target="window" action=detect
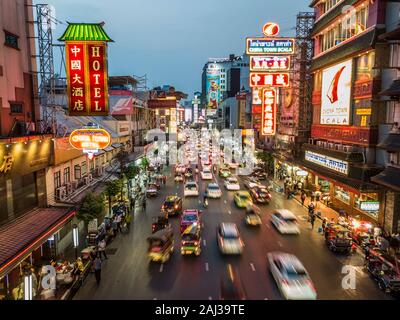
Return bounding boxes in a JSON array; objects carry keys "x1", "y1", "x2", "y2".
[
  {"x1": 323, "y1": 0, "x2": 340, "y2": 14},
  {"x1": 10, "y1": 103, "x2": 23, "y2": 114},
  {"x1": 64, "y1": 167, "x2": 70, "y2": 184},
  {"x1": 74, "y1": 165, "x2": 81, "y2": 180},
  {"x1": 81, "y1": 161, "x2": 87, "y2": 176},
  {"x1": 54, "y1": 171, "x2": 61, "y2": 189},
  {"x1": 354, "y1": 193, "x2": 379, "y2": 218},
  {"x1": 334, "y1": 186, "x2": 350, "y2": 204},
  {"x1": 4, "y1": 31, "x2": 19, "y2": 49}
]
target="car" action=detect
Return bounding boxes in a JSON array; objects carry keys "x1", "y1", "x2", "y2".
[
  {"x1": 219, "y1": 167, "x2": 231, "y2": 178},
  {"x1": 220, "y1": 264, "x2": 247, "y2": 300},
  {"x1": 250, "y1": 186, "x2": 272, "y2": 204},
  {"x1": 245, "y1": 206, "x2": 262, "y2": 226},
  {"x1": 206, "y1": 183, "x2": 222, "y2": 199},
  {"x1": 201, "y1": 167, "x2": 213, "y2": 180},
  {"x1": 161, "y1": 195, "x2": 183, "y2": 216},
  {"x1": 146, "y1": 183, "x2": 158, "y2": 197},
  {"x1": 180, "y1": 209, "x2": 201, "y2": 233},
  {"x1": 181, "y1": 224, "x2": 201, "y2": 256},
  {"x1": 174, "y1": 173, "x2": 184, "y2": 182},
  {"x1": 243, "y1": 177, "x2": 264, "y2": 190},
  {"x1": 217, "y1": 223, "x2": 244, "y2": 255},
  {"x1": 234, "y1": 191, "x2": 253, "y2": 208},
  {"x1": 224, "y1": 177, "x2": 240, "y2": 191},
  {"x1": 175, "y1": 164, "x2": 187, "y2": 174},
  {"x1": 252, "y1": 169, "x2": 268, "y2": 180},
  {"x1": 268, "y1": 252, "x2": 317, "y2": 300},
  {"x1": 185, "y1": 168, "x2": 194, "y2": 178},
  {"x1": 270, "y1": 209, "x2": 300, "y2": 234},
  {"x1": 184, "y1": 181, "x2": 199, "y2": 197}
]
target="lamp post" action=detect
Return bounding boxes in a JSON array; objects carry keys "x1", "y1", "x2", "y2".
[
  {"x1": 72, "y1": 224, "x2": 79, "y2": 259},
  {"x1": 23, "y1": 270, "x2": 33, "y2": 300}
]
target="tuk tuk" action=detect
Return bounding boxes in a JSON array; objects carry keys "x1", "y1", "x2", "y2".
[
  {"x1": 147, "y1": 227, "x2": 174, "y2": 263},
  {"x1": 151, "y1": 216, "x2": 169, "y2": 233},
  {"x1": 181, "y1": 224, "x2": 201, "y2": 256},
  {"x1": 324, "y1": 224, "x2": 353, "y2": 254},
  {"x1": 365, "y1": 248, "x2": 400, "y2": 294}
]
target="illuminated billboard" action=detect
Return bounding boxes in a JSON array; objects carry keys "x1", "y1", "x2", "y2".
[
  {"x1": 69, "y1": 128, "x2": 111, "y2": 159},
  {"x1": 261, "y1": 88, "x2": 276, "y2": 136},
  {"x1": 321, "y1": 59, "x2": 353, "y2": 125},
  {"x1": 206, "y1": 68, "x2": 221, "y2": 109},
  {"x1": 250, "y1": 56, "x2": 290, "y2": 72},
  {"x1": 246, "y1": 38, "x2": 295, "y2": 55},
  {"x1": 249, "y1": 72, "x2": 290, "y2": 87}
]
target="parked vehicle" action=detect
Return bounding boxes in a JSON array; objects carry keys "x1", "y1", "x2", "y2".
[
  {"x1": 147, "y1": 227, "x2": 174, "y2": 263},
  {"x1": 324, "y1": 224, "x2": 353, "y2": 254}
]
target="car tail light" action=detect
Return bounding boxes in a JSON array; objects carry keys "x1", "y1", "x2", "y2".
[{"x1": 194, "y1": 241, "x2": 199, "y2": 246}]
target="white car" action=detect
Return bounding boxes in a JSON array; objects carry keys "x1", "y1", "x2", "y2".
[
  {"x1": 176, "y1": 164, "x2": 187, "y2": 174},
  {"x1": 206, "y1": 183, "x2": 222, "y2": 198},
  {"x1": 174, "y1": 174, "x2": 184, "y2": 182},
  {"x1": 224, "y1": 177, "x2": 240, "y2": 191},
  {"x1": 270, "y1": 209, "x2": 300, "y2": 234},
  {"x1": 184, "y1": 181, "x2": 199, "y2": 197},
  {"x1": 217, "y1": 223, "x2": 244, "y2": 255},
  {"x1": 268, "y1": 252, "x2": 317, "y2": 300},
  {"x1": 201, "y1": 168, "x2": 213, "y2": 180}
]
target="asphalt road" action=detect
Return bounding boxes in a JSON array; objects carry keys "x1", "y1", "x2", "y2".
[{"x1": 74, "y1": 165, "x2": 394, "y2": 300}]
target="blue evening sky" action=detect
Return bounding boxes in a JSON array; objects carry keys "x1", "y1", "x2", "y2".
[{"x1": 44, "y1": 0, "x2": 310, "y2": 98}]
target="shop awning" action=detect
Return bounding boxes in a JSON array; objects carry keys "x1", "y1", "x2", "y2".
[
  {"x1": 379, "y1": 80, "x2": 400, "y2": 97},
  {"x1": 112, "y1": 143, "x2": 122, "y2": 149},
  {"x1": 371, "y1": 166, "x2": 400, "y2": 192},
  {"x1": 296, "y1": 160, "x2": 382, "y2": 194},
  {"x1": 0, "y1": 207, "x2": 76, "y2": 278},
  {"x1": 377, "y1": 132, "x2": 400, "y2": 152},
  {"x1": 104, "y1": 146, "x2": 114, "y2": 152}
]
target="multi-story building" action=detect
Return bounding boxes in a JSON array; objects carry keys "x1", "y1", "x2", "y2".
[{"x1": 298, "y1": 0, "x2": 390, "y2": 226}]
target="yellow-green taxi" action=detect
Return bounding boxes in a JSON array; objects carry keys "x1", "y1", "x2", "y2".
[{"x1": 234, "y1": 191, "x2": 253, "y2": 208}]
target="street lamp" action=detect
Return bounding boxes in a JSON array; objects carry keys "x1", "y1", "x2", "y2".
[
  {"x1": 23, "y1": 271, "x2": 33, "y2": 301},
  {"x1": 72, "y1": 224, "x2": 79, "y2": 259}
]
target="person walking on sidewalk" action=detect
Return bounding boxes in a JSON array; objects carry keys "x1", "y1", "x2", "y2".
[
  {"x1": 310, "y1": 213, "x2": 316, "y2": 230},
  {"x1": 97, "y1": 239, "x2": 108, "y2": 260},
  {"x1": 142, "y1": 197, "x2": 147, "y2": 212},
  {"x1": 308, "y1": 202, "x2": 315, "y2": 216},
  {"x1": 93, "y1": 256, "x2": 102, "y2": 284},
  {"x1": 301, "y1": 191, "x2": 306, "y2": 206},
  {"x1": 125, "y1": 213, "x2": 132, "y2": 230}
]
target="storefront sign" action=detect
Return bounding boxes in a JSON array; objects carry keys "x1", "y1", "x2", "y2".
[
  {"x1": 249, "y1": 72, "x2": 290, "y2": 87},
  {"x1": 321, "y1": 59, "x2": 353, "y2": 125},
  {"x1": 296, "y1": 170, "x2": 308, "y2": 177},
  {"x1": 0, "y1": 154, "x2": 14, "y2": 174},
  {"x1": 66, "y1": 42, "x2": 109, "y2": 116},
  {"x1": 305, "y1": 150, "x2": 349, "y2": 175},
  {"x1": 69, "y1": 128, "x2": 111, "y2": 153},
  {"x1": 356, "y1": 108, "x2": 372, "y2": 116},
  {"x1": 360, "y1": 201, "x2": 380, "y2": 212},
  {"x1": 261, "y1": 88, "x2": 276, "y2": 136},
  {"x1": 262, "y1": 22, "x2": 280, "y2": 37},
  {"x1": 252, "y1": 87, "x2": 262, "y2": 106},
  {"x1": 246, "y1": 38, "x2": 295, "y2": 55},
  {"x1": 250, "y1": 56, "x2": 290, "y2": 71},
  {"x1": 311, "y1": 124, "x2": 378, "y2": 145}
]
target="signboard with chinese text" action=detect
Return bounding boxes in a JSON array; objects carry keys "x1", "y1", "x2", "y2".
[
  {"x1": 66, "y1": 42, "x2": 109, "y2": 116},
  {"x1": 305, "y1": 150, "x2": 349, "y2": 175},
  {"x1": 250, "y1": 56, "x2": 290, "y2": 72},
  {"x1": 249, "y1": 72, "x2": 290, "y2": 87},
  {"x1": 69, "y1": 128, "x2": 111, "y2": 152},
  {"x1": 261, "y1": 88, "x2": 276, "y2": 136},
  {"x1": 246, "y1": 38, "x2": 295, "y2": 55}
]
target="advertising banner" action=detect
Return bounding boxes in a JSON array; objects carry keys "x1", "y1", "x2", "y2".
[
  {"x1": 66, "y1": 42, "x2": 109, "y2": 116},
  {"x1": 261, "y1": 88, "x2": 276, "y2": 136},
  {"x1": 246, "y1": 38, "x2": 295, "y2": 55},
  {"x1": 250, "y1": 56, "x2": 290, "y2": 72},
  {"x1": 249, "y1": 72, "x2": 290, "y2": 87},
  {"x1": 305, "y1": 150, "x2": 349, "y2": 175},
  {"x1": 206, "y1": 71, "x2": 221, "y2": 109},
  {"x1": 321, "y1": 59, "x2": 353, "y2": 125}
]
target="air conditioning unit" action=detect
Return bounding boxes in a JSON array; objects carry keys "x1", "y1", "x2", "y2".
[
  {"x1": 328, "y1": 143, "x2": 334, "y2": 149},
  {"x1": 71, "y1": 181, "x2": 78, "y2": 191},
  {"x1": 55, "y1": 186, "x2": 67, "y2": 201},
  {"x1": 343, "y1": 145, "x2": 350, "y2": 153},
  {"x1": 322, "y1": 141, "x2": 328, "y2": 148},
  {"x1": 335, "y1": 144, "x2": 341, "y2": 151},
  {"x1": 65, "y1": 183, "x2": 73, "y2": 195}
]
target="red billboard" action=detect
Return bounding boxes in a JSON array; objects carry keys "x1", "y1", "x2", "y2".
[
  {"x1": 249, "y1": 72, "x2": 290, "y2": 87},
  {"x1": 66, "y1": 42, "x2": 109, "y2": 116},
  {"x1": 250, "y1": 56, "x2": 290, "y2": 72},
  {"x1": 261, "y1": 88, "x2": 276, "y2": 136}
]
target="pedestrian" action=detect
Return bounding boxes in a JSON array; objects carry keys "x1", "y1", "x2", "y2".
[
  {"x1": 311, "y1": 191, "x2": 315, "y2": 202},
  {"x1": 142, "y1": 198, "x2": 147, "y2": 212},
  {"x1": 373, "y1": 225, "x2": 382, "y2": 243},
  {"x1": 163, "y1": 175, "x2": 167, "y2": 186},
  {"x1": 322, "y1": 217, "x2": 328, "y2": 232},
  {"x1": 315, "y1": 190, "x2": 321, "y2": 202},
  {"x1": 115, "y1": 214, "x2": 123, "y2": 233},
  {"x1": 308, "y1": 202, "x2": 315, "y2": 215},
  {"x1": 310, "y1": 213, "x2": 316, "y2": 230},
  {"x1": 301, "y1": 191, "x2": 306, "y2": 206},
  {"x1": 93, "y1": 256, "x2": 102, "y2": 284},
  {"x1": 97, "y1": 239, "x2": 108, "y2": 260}
]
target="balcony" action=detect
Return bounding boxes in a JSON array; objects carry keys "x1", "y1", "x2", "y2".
[{"x1": 311, "y1": 124, "x2": 378, "y2": 146}]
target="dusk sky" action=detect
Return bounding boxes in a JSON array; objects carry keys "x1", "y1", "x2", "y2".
[{"x1": 45, "y1": 0, "x2": 310, "y2": 99}]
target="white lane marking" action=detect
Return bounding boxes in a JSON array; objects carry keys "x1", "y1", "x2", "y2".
[
  {"x1": 277, "y1": 241, "x2": 283, "y2": 248},
  {"x1": 208, "y1": 296, "x2": 212, "y2": 300},
  {"x1": 228, "y1": 210, "x2": 232, "y2": 215},
  {"x1": 203, "y1": 239, "x2": 207, "y2": 247},
  {"x1": 205, "y1": 263, "x2": 209, "y2": 271},
  {"x1": 264, "y1": 298, "x2": 269, "y2": 300},
  {"x1": 250, "y1": 263, "x2": 256, "y2": 272},
  {"x1": 159, "y1": 264, "x2": 164, "y2": 273}
]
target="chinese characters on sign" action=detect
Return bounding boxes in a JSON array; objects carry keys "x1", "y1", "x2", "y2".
[
  {"x1": 261, "y1": 88, "x2": 276, "y2": 136},
  {"x1": 66, "y1": 42, "x2": 109, "y2": 116},
  {"x1": 0, "y1": 154, "x2": 14, "y2": 174},
  {"x1": 250, "y1": 56, "x2": 290, "y2": 72},
  {"x1": 69, "y1": 128, "x2": 111, "y2": 160},
  {"x1": 249, "y1": 72, "x2": 290, "y2": 87},
  {"x1": 246, "y1": 38, "x2": 295, "y2": 55}
]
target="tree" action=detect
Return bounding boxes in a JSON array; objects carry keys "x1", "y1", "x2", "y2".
[
  {"x1": 123, "y1": 163, "x2": 139, "y2": 203},
  {"x1": 140, "y1": 156, "x2": 150, "y2": 179},
  {"x1": 256, "y1": 151, "x2": 274, "y2": 174},
  {"x1": 104, "y1": 179, "x2": 123, "y2": 215},
  {"x1": 77, "y1": 193, "x2": 104, "y2": 232}
]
